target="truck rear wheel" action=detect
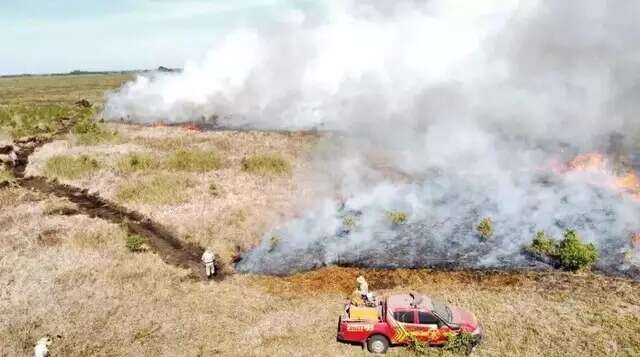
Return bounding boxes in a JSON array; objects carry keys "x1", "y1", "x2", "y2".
[{"x1": 367, "y1": 335, "x2": 389, "y2": 354}]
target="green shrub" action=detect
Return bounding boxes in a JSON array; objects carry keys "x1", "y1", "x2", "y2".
[
  {"x1": 165, "y1": 149, "x2": 223, "y2": 172},
  {"x1": 443, "y1": 332, "x2": 476, "y2": 354},
  {"x1": 387, "y1": 211, "x2": 408, "y2": 225},
  {"x1": 115, "y1": 152, "x2": 159, "y2": 174},
  {"x1": 116, "y1": 174, "x2": 193, "y2": 205},
  {"x1": 477, "y1": 218, "x2": 493, "y2": 240},
  {"x1": 240, "y1": 154, "x2": 291, "y2": 175},
  {"x1": 71, "y1": 107, "x2": 119, "y2": 145},
  {"x1": 557, "y1": 229, "x2": 598, "y2": 271},
  {"x1": 529, "y1": 231, "x2": 557, "y2": 256},
  {"x1": 527, "y1": 229, "x2": 598, "y2": 271},
  {"x1": 126, "y1": 234, "x2": 147, "y2": 252},
  {"x1": 44, "y1": 155, "x2": 99, "y2": 179}
]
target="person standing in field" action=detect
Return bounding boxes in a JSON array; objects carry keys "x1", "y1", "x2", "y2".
[{"x1": 201, "y1": 249, "x2": 215, "y2": 278}]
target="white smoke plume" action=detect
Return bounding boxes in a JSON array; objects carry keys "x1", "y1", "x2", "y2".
[{"x1": 105, "y1": 0, "x2": 640, "y2": 276}]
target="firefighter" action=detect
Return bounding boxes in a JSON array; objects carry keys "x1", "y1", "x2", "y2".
[
  {"x1": 201, "y1": 249, "x2": 215, "y2": 278},
  {"x1": 356, "y1": 275, "x2": 368, "y2": 296}
]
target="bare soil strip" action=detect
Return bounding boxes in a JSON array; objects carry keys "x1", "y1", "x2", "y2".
[{"x1": 2, "y1": 119, "x2": 209, "y2": 279}]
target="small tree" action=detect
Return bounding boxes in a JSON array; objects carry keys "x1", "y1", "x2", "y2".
[
  {"x1": 557, "y1": 229, "x2": 597, "y2": 271},
  {"x1": 477, "y1": 218, "x2": 493, "y2": 240},
  {"x1": 529, "y1": 231, "x2": 556, "y2": 256}
]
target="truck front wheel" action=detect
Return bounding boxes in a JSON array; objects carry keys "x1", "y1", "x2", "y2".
[{"x1": 367, "y1": 335, "x2": 389, "y2": 354}]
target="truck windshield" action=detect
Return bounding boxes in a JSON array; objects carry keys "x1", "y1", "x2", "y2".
[{"x1": 431, "y1": 300, "x2": 452, "y2": 322}]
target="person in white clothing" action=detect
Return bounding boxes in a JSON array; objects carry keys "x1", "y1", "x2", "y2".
[{"x1": 201, "y1": 249, "x2": 215, "y2": 278}]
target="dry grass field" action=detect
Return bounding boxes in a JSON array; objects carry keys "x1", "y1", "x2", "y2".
[{"x1": 1, "y1": 74, "x2": 640, "y2": 357}]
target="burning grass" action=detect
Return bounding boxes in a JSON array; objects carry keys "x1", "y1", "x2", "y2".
[
  {"x1": 115, "y1": 174, "x2": 193, "y2": 205},
  {"x1": 43, "y1": 154, "x2": 100, "y2": 179},
  {"x1": 165, "y1": 149, "x2": 224, "y2": 172},
  {"x1": 241, "y1": 154, "x2": 291, "y2": 175}
]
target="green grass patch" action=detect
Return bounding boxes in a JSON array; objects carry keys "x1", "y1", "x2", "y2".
[
  {"x1": 126, "y1": 234, "x2": 147, "y2": 252},
  {"x1": 44, "y1": 155, "x2": 99, "y2": 179},
  {"x1": 165, "y1": 149, "x2": 223, "y2": 172},
  {"x1": 115, "y1": 174, "x2": 193, "y2": 205},
  {"x1": 240, "y1": 154, "x2": 291, "y2": 175},
  {"x1": 115, "y1": 152, "x2": 159, "y2": 174},
  {"x1": 0, "y1": 104, "x2": 75, "y2": 138}
]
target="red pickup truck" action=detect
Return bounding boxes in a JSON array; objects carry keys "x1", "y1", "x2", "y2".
[{"x1": 337, "y1": 293, "x2": 482, "y2": 354}]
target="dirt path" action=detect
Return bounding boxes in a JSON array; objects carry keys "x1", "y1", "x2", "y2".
[{"x1": 2, "y1": 117, "x2": 210, "y2": 279}]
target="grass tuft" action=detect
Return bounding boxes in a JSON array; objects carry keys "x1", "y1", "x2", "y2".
[
  {"x1": 241, "y1": 154, "x2": 291, "y2": 175},
  {"x1": 126, "y1": 234, "x2": 147, "y2": 252},
  {"x1": 44, "y1": 155, "x2": 99, "y2": 179},
  {"x1": 115, "y1": 174, "x2": 193, "y2": 205},
  {"x1": 165, "y1": 149, "x2": 223, "y2": 172},
  {"x1": 115, "y1": 152, "x2": 159, "y2": 174}
]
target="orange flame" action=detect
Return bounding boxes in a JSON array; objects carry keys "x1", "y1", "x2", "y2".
[
  {"x1": 566, "y1": 152, "x2": 607, "y2": 172},
  {"x1": 181, "y1": 123, "x2": 201, "y2": 131},
  {"x1": 565, "y1": 152, "x2": 640, "y2": 202}
]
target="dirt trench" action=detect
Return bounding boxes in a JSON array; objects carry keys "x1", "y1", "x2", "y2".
[{"x1": 2, "y1": 119, "x2": 210, "y2": 280}]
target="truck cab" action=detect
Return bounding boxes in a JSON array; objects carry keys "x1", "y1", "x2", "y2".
[{"x1": 337, "y1": 293, "x2": 482, "y2": 354}]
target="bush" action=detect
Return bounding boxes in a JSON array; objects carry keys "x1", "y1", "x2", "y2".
[
  {"x1": 387, "y1": 211, "x2": 408, "y2": 225},
  {"x1": 126, "y1": 234, "x2": 147, "y2": 252},
  {"x1": 477, "y1": 218, "x2": 493, "y2": 240},
  {"x1": 557, "y1": 229, "x2": 598, "y2": 271},
  {"x1": 241, "y1": 154, "x2": 291, "y2": 175},
  {"x1": 115, "y1": 152, "x2": 159, "y2": 174},
  {"x1": 166, "y1": 149, "x2": 223, "y2": 172},
  {"x1": 116, "y1": 174, "x2": 193, "y2": 205},
  {"x1": 44, "y1": 155, "x2": 99, "y2": 179},
  {"x1": 71, "y1": 107, "x2": 119, "y2": 145},
  {"x1": 529, "y1": 231, "x2": 556, "y2": 256},
  {"x1": 443, "y1": 332, "x2": 476, "y2": 355},
  {"x1": 527, "y1": 229, "x2": 598, "y2": 271}
]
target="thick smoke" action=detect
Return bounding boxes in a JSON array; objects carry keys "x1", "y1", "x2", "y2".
[{"x1": 105, "y1": 0, "x2": 640, "y2": 276}]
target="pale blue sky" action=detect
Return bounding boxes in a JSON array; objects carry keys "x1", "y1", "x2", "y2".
[{"x1": 0, "y1": 0, "x2": 315, "y2": 75}]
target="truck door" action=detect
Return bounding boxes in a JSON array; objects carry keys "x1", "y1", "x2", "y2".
[
  {"x1": 391, "y1": 309, "x2": 418, "y2": 343},
  {"x1": 417, "y1": 311, "x2": 446, "y2": 344}
]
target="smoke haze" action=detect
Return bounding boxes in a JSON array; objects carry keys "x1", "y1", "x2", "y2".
[{"x1": 105, "y1": 0, "x2": 640, "y2": 276}]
